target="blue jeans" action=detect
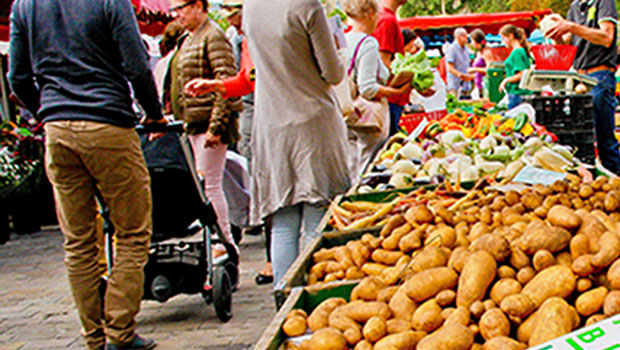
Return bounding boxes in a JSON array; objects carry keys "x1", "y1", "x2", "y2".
[
  {"x1": 507, "y1": 94, "x2": 523, "y2": 110},
  {"x1": 590, "y1": 70, "x2": 620, "y2": 175},
  {"x1": 271, "y1": 202, "x2": 326, "y2": 288},
  {"x1": 388, "y1": 103, "x2": 404, "y2": 135}
]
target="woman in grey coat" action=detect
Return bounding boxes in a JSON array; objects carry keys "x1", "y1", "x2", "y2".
[{"x1": 243, "y1": 0, "x2": 351, "y2": 285}]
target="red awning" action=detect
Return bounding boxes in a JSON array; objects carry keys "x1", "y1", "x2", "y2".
[{"x1": 399, "y1": 9, "x2": 553, "y2": 36}]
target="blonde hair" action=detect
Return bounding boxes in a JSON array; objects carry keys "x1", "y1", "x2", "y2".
[{"x1": 341, "y1": 0, "x2": 379, "y2": 20}]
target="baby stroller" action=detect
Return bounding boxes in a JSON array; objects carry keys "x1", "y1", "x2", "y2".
[{"x1": 98, "y1": 121, "x2": 239, "y2": 322}]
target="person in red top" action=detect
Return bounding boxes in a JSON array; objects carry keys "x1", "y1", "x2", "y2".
[{"x1": 372, "y1": 0, "x2": 409, "y2": 135}]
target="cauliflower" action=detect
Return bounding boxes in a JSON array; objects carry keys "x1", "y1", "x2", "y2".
[
  {"x1": 390, "y1": 159, "x2": 419, "y2": 175},
  {"x1": 396, "y1": 142, "x2": 423, "y2": 160}
]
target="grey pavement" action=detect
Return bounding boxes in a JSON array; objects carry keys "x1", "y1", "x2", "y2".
[{"x1": 0, "y1": 229, "x2": 276, "y2": 350}]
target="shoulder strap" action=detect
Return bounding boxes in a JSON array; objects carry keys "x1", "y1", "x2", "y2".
[{"x1": 348, "y1": 35, "x2": 371, "y2": 76}]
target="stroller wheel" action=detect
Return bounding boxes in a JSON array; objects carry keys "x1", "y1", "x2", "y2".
[
  {"x1": 212, "y1": 265, "x2": 233, "y2": 322},
  {"x1": 231, "y1": 225, "x2": 243, "y2": 245}
]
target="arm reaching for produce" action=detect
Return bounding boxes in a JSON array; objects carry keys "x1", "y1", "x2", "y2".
[
  {"x1": 499, "y1": 71, "x2": 524, "y2": 93},
  {"x1": 545, "y1": 14, "x2": 616, "y2": 48}
]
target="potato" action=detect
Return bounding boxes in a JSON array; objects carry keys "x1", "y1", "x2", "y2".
[
  {"x1": 334, "y1": 247, "x2": 355, "y2": 270},
  {"x1": 398, "y1": 231, "x2": 421, "y2": 253},
  {"x1": 556, "y1": 251, "x2": 573, "y2": 268},
  {"x1": 604, "y1": 290, "x2": 620, "y2": 317},
  {"x1": 389, "y1": 286, "x2": 417, "y2": 321},
  {"x1": 592, "y1": 176, "x2": 608, "y2": 190},
  {"x1": 404, "y1": 267, "x2": 459, "y2": 302},
  {"x1": 425, "y1": 226, "x2": 456, "y2": 248},
  {"x1": 334, "y1": 301, "x2": 391, "y2": 323},
  {"x1": 522, "y1": 265, "x2": 577, "y2": 308},
  {"x1": 308, "y1": 261, "x2": 330, "y2": 284},
  {"x1": 283, "y1": 316, "x2": 307, "y2": 337},
  {"x1": 308, "y1": 298, "x2": 347, "y2": 331},
  {"x1": 469, "y1": 324, "x2": 480, "y2": 336},
  {"x1": 505, "y1": 190, "x2": 521, "y2": 206},
  {"x1": 313, "y1": 248, "x2": 335, "y2": 263},
  {"x1": 470, "y1": 300, "x2": 486, "y2": 319},
  {"x1": 572, "y1": 254, "x2": 595, "y2": 277},
  {"x1": 448, "y1": 247, "x2": 472, "y2": 273},
  {"x1": 372, "y1": 249, "x2": 404, "y2": 266},
  {"x1": 412, "y1": 299, "x2": 444, "y2": 332},
  {"x1": 440, "y1": 307, "x2": 456, "y2": 320},
  {"x1": 500, "y1": 294, "x2": 536, "y2": 319},
  {"x1": 308, "y1": 328, "x2": 347, "y2": 350},
  {"x1": 416, "y1": 323, "x2": 474, "y2": 350},
  {"x1": 516, "y1": 309, "x2": 539, "y2": 343},
  {"x1": 382, "y1": 223, "x2": 412, "y2": 251},
  {"x1": 386, "y1": 319, "x2": 412, "y2": 334},
  {"x1": 436, "y1": 289, "x2": 456, "y2": 307},
  {"x1": 585, "y1": 314, "x2": 606, "y2": 326},
  {"x1": 361, "y1": 233, "x2": 383, "y2": 249},
  {"x1": 348, "y1": 241, "x2": 371, "y2": 267},
  {"x1": 455, "y1": 224, "x2": 470, "y2": 248},
  {"x1": 498, "y1": 266, "x2": 517, "y2": 279},
  {"x1": 346, "y1": 266, "x2": 366, "y2": 280},
  {"x1": 510, "y1": 247, "x2": 531, "y2": 270},
  {"x1": 490, "y1": 278, "x2": 522, "y2": 305},
  {"x1": 444, "y1": 306, "x2": 470, "y2": 326},
  {"x1": 480, "y1": 206, "x2": 493, "y2": 224},
  {"x1": 456, "y1": 251, "x2": 497, "y2": 308},
  {"x1": 579, "y1": 184, "x2": 594, "y2": 198},
  {"x1": 469, "y1": 234, "x2": 511, "y2": 261},
  {"x1": 380, "y1": 214, "x2": 406, "y2": 237},
  {"x1": 608, "y1": 259, "x2": 620, "y2": 289},
  {"x1": 576, "y1": 278, "x2": 593, "y2": 292},
  {"x1": 324, "y1": 271, "x2": 345, "y2": 283},
  {"x1": 604, "y1": 191, "x2": 620, "y2": 212},
  {"x1": 479, "y1": 308, "x2": 510, "y2": 341},
  {"x1": 516, "y1": 267, "x2": 536, "y2": 285},
  {"x1": 351, "y1": 277, "x2": 385, "y2": 301},
  {"x1": 374, "y1": 330, "x2": 426, "y2": 350},
  {"x1": 570, "y1": 234, "x2": 591, "y2": 260},
  {"x1": 361, "y1": 262, "x2": 389, "y2": 276},
  {"x1": 353, "y1": 340, "x2": 372, "y2": 350},
  {"x1": 363, "y1": 316, "x2": 387, "y2": 343},
  {"x1": 409, "y1": 246, "x2": 450, "y2": 274},
  {"x1": 591, "y1": 231, "x2": 620, "y2": 268},
  {"x1": 287, "y1": 309, "x2": 308, "y2": 320},
  {"x1": 377, "y1": 286, "x2": 399, "y2": 303},
  {"x1": 379, "y1": 256, "x2": 410, "y2": 286},
  {"x1": 533, "y1": 249, "x2": 556, "y2": 271},
  {"x1": 577, "y1": 214, "x2": 606, "y2": 252},
  {"x1": 518, "y1": 220, "x2": 571, "y2": 254},
  {"x1": 547, "y1": 205, "x2": 582, "y2": 230},
  {"x1": 469, "y1": 222, "x2": 490, "y2": 242},
  {"x1": 482, "y1": 336, "x2": 527, "y2": 350},
  {"x1": 405, "y1": 205, "x2": 434, "y2": 225},
  {"x1": 326, "y1": 261, "x2": 344, "y2": 274},
  {"x1": 501, "y1": 207, "x2": 524, "y2": 226},
  {"x1": 529, "y1": 297, "x2": 579, "y2": 347},
  {"x1": 328, "y1": 313, "x2": 362, "y2": 345},
  {"x1": 576, "y1": 286, "x2": 608, "y2": 317},
  {"x1": 436, "y1": 206, "x2": 456, "y2": 226}
]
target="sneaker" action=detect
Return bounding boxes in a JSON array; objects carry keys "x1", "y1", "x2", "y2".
[{"x1": 105, "y1": 335, "x2": 156, "y2": 350}]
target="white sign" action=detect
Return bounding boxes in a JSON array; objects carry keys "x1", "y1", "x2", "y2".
[
  {"x1": 528, "y1": 314, "x2": 620, "y2": 350},
  {"x1": 513, "y1": 166, "x2": 567, "y2": 186}
]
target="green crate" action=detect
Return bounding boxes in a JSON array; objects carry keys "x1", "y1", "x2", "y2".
[
  {"x1": 487, "y1": 67, "x2": 506, "y2": 104},
  {"x1": 273, "y1": 228, "x2": 380, "y2": 308},
  {"x1": 256, "y1": 283, "x2": 356, "y2": 350}
]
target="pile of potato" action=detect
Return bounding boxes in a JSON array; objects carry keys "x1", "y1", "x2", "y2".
[{"x1": 282, "y1": 176, "x2": 620, "y2": 350}]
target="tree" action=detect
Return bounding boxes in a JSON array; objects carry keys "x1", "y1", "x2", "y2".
[
  {"x1": 511, "y1": 0, "x2": 571, "y2": 16},
  {"x1": 399, "y1": 0, "x2": 512, "y2": 17}
]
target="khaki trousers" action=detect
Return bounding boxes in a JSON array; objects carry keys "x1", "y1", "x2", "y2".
[{"x1": 44, "y1": 121, "x2": 152, "y2": 349}]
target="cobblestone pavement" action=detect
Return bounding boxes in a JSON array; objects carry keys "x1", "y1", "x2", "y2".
[{"x1": 0, "y1": 229, "x2": 276, "y2": 350}]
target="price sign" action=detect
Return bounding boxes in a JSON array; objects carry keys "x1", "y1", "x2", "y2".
[
  {"x1": 512, "y1": 166, "x2": 567, "y2": 186},
  {"x1": 528, "y1": 315, "x2": 620, "y2": 350}
]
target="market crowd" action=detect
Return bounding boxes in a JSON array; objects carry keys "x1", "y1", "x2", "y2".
[{"x1": 6, "y1": 0, "x2": 620, "y2": 349}]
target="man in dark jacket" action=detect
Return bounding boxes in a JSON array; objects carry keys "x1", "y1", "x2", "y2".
[{"x1": 8, "y1": 0, "x2": 165, "y2": 349}]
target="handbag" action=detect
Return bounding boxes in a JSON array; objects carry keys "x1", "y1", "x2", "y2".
[{"x1": 343, "y1": 36, "x2": 388, "y2": 134}]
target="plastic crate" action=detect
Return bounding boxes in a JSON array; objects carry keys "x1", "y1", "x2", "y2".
[
  {"x1": 531, "y1": 45, "x2": 577, "y2": 71},
  {"x1": 399, "y1": 109, "x2": 447, "y2": 134},
  {"x1": 526, "y1": 95, "x2": 594, "y2": 130},
  {"x1": 525, "y1": 95, "x2": 596, "y2": 165}
]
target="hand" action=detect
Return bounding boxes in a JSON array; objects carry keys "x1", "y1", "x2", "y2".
[
  {"x1": 185, "y1": 79, "x2": 225, "y2": 97},
  {"x1": 396, "y1": 84, "x2": 413, "y2": 95},
  {"x1": 204, "y1": 131, "x2": 221, "y2": 148},
  {"x1": 499, "y1": 79, "x2": 508, "y2": 93},
  {"x1": 462, "y1": 73, "x2": 475, "y2": 82},
  {"x1": 142, "y1": 116, "x2": 168, "y2": 141},
  {"x1": 545, "y1": 14, "x2": 572, "y2": 40},
  {"x1": 418, "y1": 87, "x2": 436, "y2": 97}
]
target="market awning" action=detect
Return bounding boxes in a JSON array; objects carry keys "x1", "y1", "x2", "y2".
[{"x1": 399, "y1": 9, "x2": 553, "y2": 36}]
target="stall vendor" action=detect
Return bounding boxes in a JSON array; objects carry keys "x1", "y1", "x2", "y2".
[{"x1": 546, "y1": 0, "x2": 620, "y2": 174}]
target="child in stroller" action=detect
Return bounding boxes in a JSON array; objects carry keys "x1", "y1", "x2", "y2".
[{"x1": 99, "y1": 122, "x2": 239, "y2": 322}]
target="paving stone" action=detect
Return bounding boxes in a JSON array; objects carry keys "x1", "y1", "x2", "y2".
[{"x1": 1, "y1": 230, "x2": 278, "y2": 350}]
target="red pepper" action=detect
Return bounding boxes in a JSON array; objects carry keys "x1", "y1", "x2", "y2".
[{"x1": 532, "y1": 123, "x2": 558, "y2": 142}]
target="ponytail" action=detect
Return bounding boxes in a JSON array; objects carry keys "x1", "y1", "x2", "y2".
[{"x1": 500, "y1": 24, "x2": 530, "y2": 56}]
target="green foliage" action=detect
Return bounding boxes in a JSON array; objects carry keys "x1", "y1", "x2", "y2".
[
  {"x1": 391, "y1": 51, "x2": 435, "y2": 91},
  {"x1": 399, "y1": 0, "x2": 511, "y2": 17}
]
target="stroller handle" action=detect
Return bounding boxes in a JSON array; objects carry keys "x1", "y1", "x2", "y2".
[{"x1": 135, "y1": 120, "x2": 185, "y2": 134}]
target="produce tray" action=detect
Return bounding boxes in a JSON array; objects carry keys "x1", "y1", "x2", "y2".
[
  {"x1": 273, "y1": 228, "x2": 380, "y2": 308},
  {"x1": 255, "y1": 283, "x2": 356, "y2": 350},
  {"x1": 259, "y1": 281, "x2": 620, "y2": 350}
]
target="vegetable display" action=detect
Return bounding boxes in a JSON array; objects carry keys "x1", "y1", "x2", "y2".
[
  {"x1": 358, "y1": 110, "x2": 578, "y2": 193},
  {"x1": 280, "y1": 176, "x2": 620, "y2": 349}
]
